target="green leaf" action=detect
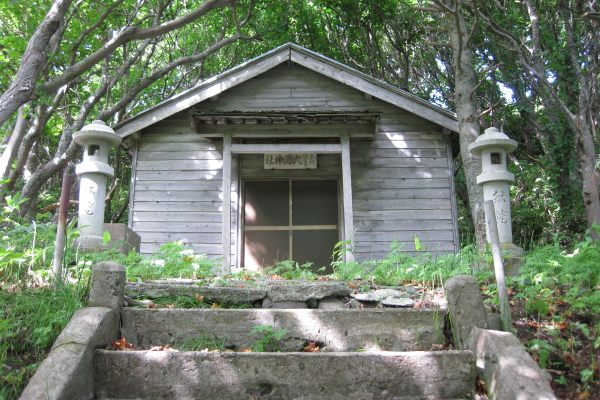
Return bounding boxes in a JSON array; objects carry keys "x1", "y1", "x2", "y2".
[{"x1": 103, "y1": 231, "x2": 111, "y2": 245}]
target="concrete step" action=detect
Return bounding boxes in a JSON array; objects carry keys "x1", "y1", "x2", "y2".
[
  {"x1": 120, "y1": 308, "x2": 447, "y2": 352},
  {"x1": 94, "y1": 350, "x2": 476, "y2": 400}
]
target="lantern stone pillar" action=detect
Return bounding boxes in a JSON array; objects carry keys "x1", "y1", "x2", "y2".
[
  {"x1": 469, "y1": 127, "x2": 524, "y2": 275},
  {"x1": 73, "y1": 120, "x2": 122, "y2": 250}
]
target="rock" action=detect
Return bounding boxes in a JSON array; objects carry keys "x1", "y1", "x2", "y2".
[
  {"x1": 271, "y1": 301, "x2": 308, "y2": 309},
  {"x1": 381, "y1": 298, "x2": 416, "y2": 307},
  {"x1": 268, "y1": 281, "x2": 351, "y2": 302},
  {"x1": 262, "y1": 296, "x2": 273, "y2": 309},
  {"x1": 318, "y1": 296, "x2": 347, "y2": 310},
  {"x1": 486, "y1": 313, "x2": 503, "y2": 331},
  {"x1": 89, "y1": 262, "x2": 126, "y2": 310},
  {"x1": 307, "y1": 298, "x2": 319, "y2": 309},
  {"x1": 444, "y1": 275, "x2": 488, "y2": 349},
  {"x1": 349, "y1": 299, "x2": 363, "y2": 309},
  {"x1": 354, "y1": 289, "x2": 407, "y2": 302}
]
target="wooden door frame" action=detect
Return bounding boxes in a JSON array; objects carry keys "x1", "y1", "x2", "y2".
[
  {"x1": 240, "y1": 177, "x2": 341, "y2": 271},
  {"x1": 223, "y1": 133, "x2": 354, "y2": 271}
]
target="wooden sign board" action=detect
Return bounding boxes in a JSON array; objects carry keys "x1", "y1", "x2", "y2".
[{"x1": 264, "y1": 153, "x2": 317, "y2": 169}]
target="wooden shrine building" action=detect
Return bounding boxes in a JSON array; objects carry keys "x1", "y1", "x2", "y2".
[{"x1": 115, "y1": 43, "x2": 460, "y2": 272}]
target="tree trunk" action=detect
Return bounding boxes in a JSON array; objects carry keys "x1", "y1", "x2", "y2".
[
  {"x1": 0, "y1": 103, "x2": 31, "y2": 180},
  {"x1": 0, "y1": 0, "x2": 74, "y2": 127},
  {"x1": 444, "y1": 9, "x2": 486, "y2": 249}
]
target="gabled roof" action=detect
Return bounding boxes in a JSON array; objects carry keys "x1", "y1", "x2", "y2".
[{"x1": 114, "y1": 43, "x2": 459, "y2": 138}]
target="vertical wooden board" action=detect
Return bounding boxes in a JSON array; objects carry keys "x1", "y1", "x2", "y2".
[
  {"x1": 341, "y1": 134, "x2": 354, "y2": 262},
  {"x1": 222, "y1": 133, "x2": 232, "y2": 272},
  {"x1": 128, "y1": 142, "x2": 138, "y2": 229}
]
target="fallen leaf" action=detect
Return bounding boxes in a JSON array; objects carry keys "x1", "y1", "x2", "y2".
[
  {"x1": 563, "y1": 351, "x2": 575, "y2": 365},
  {"x1": 184, "y1": 256, "x2": 193, "y2": 261},
  {"x1": 225, "y1": 350, "x2": 234, "y2": 352},
  {"x1": 164, "y1": 303, "x2": 175, "y2": 309},
  {"x1": 509, "y1": 301, "x2": 515, "y2": 306},
  {"x1": 476, "y1": 378, "x2": 487, "y2": 396},
  {"x1": 270, "y1": 274, "x2": 281, "y2": 280},
  {"x1": 149, "y1": 345, "x2": 177, "y2": 352},
  {"x1": 241, "y1": 348, "x2": 253, "y2": 352},
  {"x1": 195, "y1": 293, "x2": 204, "y2": 302},
  {"x1": 553, "y1": 321, "x2": 569, "y2": 330},
  {"x1": 211, "y1": 349, "x2": 221, "y2": 352},
  {"x1": 146, "y1": 302, "x2": 156, "y2": 309},
  {"x1": 112, "y1": 337, "x2": 133, "y2": 351},
  {"x1": 528, "y1": 321, "x2": 540, "y2": 328},
  {"x1": 303, "y1": 341, "x2": 320, "y2": 352},
  {"x1": 556, "y1": 300, "x2": 568, "y2": 306},
  {"x1": 200, "y1": 348, "x2": 209, "y2": 352},
  {"x1": 211, "y1": 303, "x2": 220, "y2": 309},
  {"x1": 507, "y1": 287, "x2": 516, "y2": 296},
  {"x1": 348, "y1": 282, "x2": 356, "y2": 288},
  {"x1": 317, "y1": 276, "x2": 330, "y2": 281},
  {"x1": 413, "y1": 301, "x2": 423, "y2": 309}
]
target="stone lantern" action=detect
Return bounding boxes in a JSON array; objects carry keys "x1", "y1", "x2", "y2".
[
  {"x1": 73, "y1": 120, "x2": 122, "y2": 249},
  {"x1": 469, "y1": 127, "x2": 524, "y2": 274}
]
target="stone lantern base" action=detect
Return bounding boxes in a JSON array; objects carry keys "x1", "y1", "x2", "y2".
[
  {"x1": 500, "y1": 243, "x2": 525, "y2": 276},
  {"x1": 77, "y1": 224, "x2": 141, "y2": 254}
]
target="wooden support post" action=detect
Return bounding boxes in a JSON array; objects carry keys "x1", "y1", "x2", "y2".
[
  {"x1": 127, "y1": 141, "x2": 138, "y2": 229},
  {"x1": 341, "y1": 134, "x2": 355, "y2": 262},
  {"x1": 485, "y1": 200, "x2": 511, "y2": 331},
  {"x1": 222, "y1": 133, "x2": 232, "y2": 273},
  {"x1": 52, "y1": 166, "x2": 73, "y2": 288}
]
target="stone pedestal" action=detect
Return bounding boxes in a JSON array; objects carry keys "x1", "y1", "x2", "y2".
[{"x1": 73, "y1": 120, "x2": 122, "y2": 251}]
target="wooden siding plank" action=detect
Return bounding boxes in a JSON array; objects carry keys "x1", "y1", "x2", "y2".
[
  {"x1": 351, "y1": 157, "x2": 449, "y2": 168},
  {"x1": 352, "y1": 178, "x2": 450, "y2": 190},
  {"x1": 136, "y1": 170, "x2": 223, "y2": 181},
  {"x1": 352, "y1": 188, "x2": 451, "y2": 200},
  {"x1": 134, "y1": 191, "x2": 222, "y2": 202},
  {"x1": 355, "y1": 219, "x2": 453, "y2": 231},
  {"x1": 140, "y1": 133, "x2": 215, "y2": 144},
  {"x1": 353, "y1": 198, "x2": 452, "y2": 211},
  {"x1": 139, "y1": 142, "x2": 219, "y2": 152},
  {"x1": 137, "y1": 151, "x2": 222, "y2": 161},
  {"x1": 132, "y1": 222, "x2": 222, "y2": 233},
  {"x1": 135, "y1": 201, "x2": 225, "y2": 212},
  {"x1": 140, "y1": 243, "x2": 223, "y2": 256},
  {"x1": 349, "y1": 148, "x2": 446, "y2": 158},
  {"x1": 136, "y1": 180, "x2": 224, "y2": 191},
  {"x1": 352, "y1": 167, "x2": 450, "y2": 179},
  {"x1": 353, "y1": 209, "x2": 453, "y2": 220},
  {"x1": 232, "y1": 143, "x2": 341, "y2": 154},
  {"x1": 139, "y1": 232, "x2": 230, "y2": 244},
  {"x1": 354, "y1": 230, "x2": 454, "y2": 242},
  {"x1": 133, "y1": 211, "x2": 222, "y2": 223},
  {"x1": 136, "y1": 160, "x2": 223, "y2": 171}
]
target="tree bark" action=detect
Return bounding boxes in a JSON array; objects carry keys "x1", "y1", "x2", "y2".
[
  {"x1": 443, "y1": 7, "x2": 487, "y2": 250},
  {"x1": 0, "y1": 103, "x2": 31, "y2": 180},
  {"x1": 0, "y1": 0, "x2": 74, "y2": 127}
]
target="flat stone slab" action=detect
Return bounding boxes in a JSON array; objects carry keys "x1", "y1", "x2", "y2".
[
  {"x1": 120, "y1": 308, "x2": 446, "y2": 352},
  {"x1": 125, "y1": 280, "x2": 351, "y2": 304},
  {"x1": 94, "y1": 350, "x2": 476, "y2": 400},
  {"x1": 268, "y1": 281, "x2": 351, "y2": 302},
  {"x1": 382, "y1": 298, "x2": 416, "y2": 307},
  {"x1": 353, "y1": 288, "x2": 408, "y2": 302},
  {"x1": 125, "y1": 283, "x2": 269, "y2": 303}
]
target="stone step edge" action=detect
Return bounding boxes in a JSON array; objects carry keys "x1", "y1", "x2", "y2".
[{"x1": 94, "y1": 350, "x2": 476, "y2": 400}]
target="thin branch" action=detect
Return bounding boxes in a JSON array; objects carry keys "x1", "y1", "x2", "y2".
[{"x1": 479, "y1": 99, "x2": 502, "y2": 118}]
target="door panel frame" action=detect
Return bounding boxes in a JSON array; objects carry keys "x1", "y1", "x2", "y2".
[{"x1": 241, "y1": 177, "x2": 341, "y2": 271}]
